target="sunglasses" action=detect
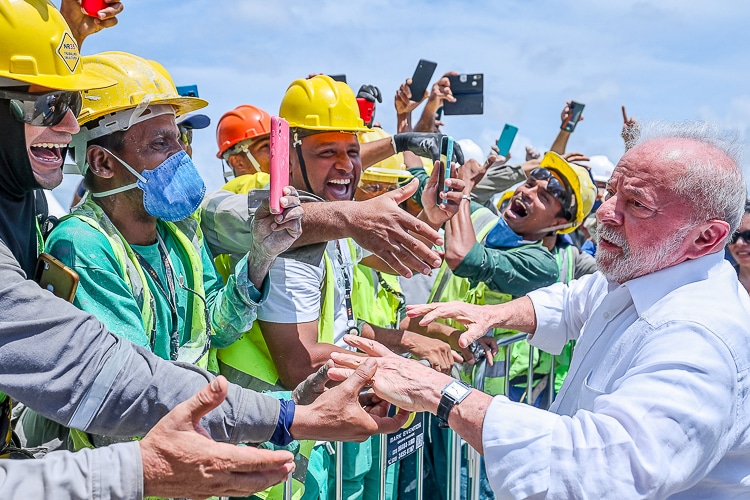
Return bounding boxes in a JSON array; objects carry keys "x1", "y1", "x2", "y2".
[
  {"x1": 178, "y1": 125, "x2": 193, "y2": 146},
  {"x1": 0, "y1": 88, "x2": 82, "y2": 127},
  {"x1": 731, "y1": 230, "x2": 750, "y2": 244},
  {"x1": 529, "y1": 167, "x2": 572, "y2": 214}
]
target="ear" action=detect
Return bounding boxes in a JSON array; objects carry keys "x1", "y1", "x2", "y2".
[
  {"x1": 86, "y1": 146, "x2": 116, "y2": 179},
  {"x1": 683, "y1": 219, "x2": 731, "y2": 259},
  {"x1": 226, "y1": 154, "x2": 242, "y2": 171}
]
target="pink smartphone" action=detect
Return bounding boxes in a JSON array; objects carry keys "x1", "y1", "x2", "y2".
[{"x1": 269, "y1": 116, "x2": 290, "y2": 215}]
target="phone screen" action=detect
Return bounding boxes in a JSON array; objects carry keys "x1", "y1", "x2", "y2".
[
  {"x1": 562, "y1": 101, "x2": 585, "y2": 132},
  {"x1": 496, "y1": 124, "x2": 518, "y2": 157},
  {"x1": 408, "y1": 59, "x2": 437, "y2": 102}
]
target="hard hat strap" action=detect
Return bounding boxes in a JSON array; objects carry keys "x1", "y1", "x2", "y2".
[{"x1": 293, "y1": 130, "x2": 314, "y2": 194}]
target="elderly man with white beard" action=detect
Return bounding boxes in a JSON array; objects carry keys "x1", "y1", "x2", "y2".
[{"x1": 328, "y1": 121, "x2": 750, "y2": 499}]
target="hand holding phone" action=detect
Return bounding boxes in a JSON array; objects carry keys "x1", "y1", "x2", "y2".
[
  {"x1": 408, "y1": 59, "x2": 438, "y2": 103},
  {"x1": 436, "y1": 136, "x2": 454, "y2": 206},
  {"x1": 561, "y1": 101, "x2": 585, "y2": 132},
  {"x1": 82, "y1": 0, "x2": 108, "y2": 17},
  {"x1": 496, "y1": 124, "x2": 518, "y2": 157},
  {"x1": 35, "y1": 253, "x2": 79, "y2": 302},
  {"x1": 269, "y1": 116, "x2": 290, "y2": 215}
]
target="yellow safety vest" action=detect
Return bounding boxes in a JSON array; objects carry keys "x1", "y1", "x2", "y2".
[{"x1": 352, "y1": 264, "x2": 404, "y2": 329}]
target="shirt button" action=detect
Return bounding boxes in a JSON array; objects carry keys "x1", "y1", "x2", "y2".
[{"x1": 603, "y1": 312, "x2": 610, "y2": 319}]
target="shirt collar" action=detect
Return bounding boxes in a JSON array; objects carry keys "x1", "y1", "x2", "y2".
[{"x1": 618, "y1": 252, "x2": 725, "y2": 315}]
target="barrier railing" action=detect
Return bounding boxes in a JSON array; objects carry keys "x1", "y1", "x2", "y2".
[{"x1": 281, "y1": 335, "x2": 557, "y2": 500}]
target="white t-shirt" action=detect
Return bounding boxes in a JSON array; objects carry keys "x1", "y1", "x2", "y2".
[{"x1": 257, "y1": 238, "x2": 360, "y2": 348}]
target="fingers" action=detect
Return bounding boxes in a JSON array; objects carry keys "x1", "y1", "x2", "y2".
[
  {"x1": 343, "y1": 335, "x2": 395, "y2": 357},
  {"x1": 405, "y1": 302, "x2": 438, "y2": 319},
  {"x1": 388, "y1": 178, "x2": 419, "y2": 205},
  {"x1": 182, "y1": 376, "x2": 230, "y2": 429},
  {"x1": 327, "y1": 366, "x2": 356, "y2": 381},
  {"x1": 371, "y1": 407, "x2": 411, "y2": 435},
  {"x1": 451, "y1": 350, "x2": 464, "y2": 364},
  {"x1": 458, "y1": 327, "x2": 489, "y2": 349},
  {"x1": 342, "y1": 357, "x2": 378, "y2": 395}
]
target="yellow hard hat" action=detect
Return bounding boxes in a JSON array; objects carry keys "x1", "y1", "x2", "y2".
[
  {"x1": 279, "y1": 75, "x2": 370, "y2": 133},
  {"x1": 539, "y1": 151, "x2": 597, "y2": 234},
  {"x1": 496, "y1": 188, "x2": 515, "y2": 212},
  {"x1": 77, "y1": 51, "x2": 207, "y2": 126},
  {"x1": 0, "y1": 0, "x2": 113, "y2": 91},
  {"x1": 358, "y1": 128, "x2": 408, "y2": 172},
  {"x1": 361, "y1": 167, "x2": 413, "y2": 184}
]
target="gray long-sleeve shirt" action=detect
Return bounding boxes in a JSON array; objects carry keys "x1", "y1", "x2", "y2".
[{"x1": 0, "y1": 241, "x2": 281, "y2": 499}]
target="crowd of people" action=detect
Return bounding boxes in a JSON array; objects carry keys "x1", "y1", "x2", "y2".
[{"x1": 1, "y1": 1, "x2": 749, "y2": 499}]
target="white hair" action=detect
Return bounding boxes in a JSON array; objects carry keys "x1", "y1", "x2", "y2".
[{"x1": 632, "y1": 120, "x2": 746, "y2": 237}]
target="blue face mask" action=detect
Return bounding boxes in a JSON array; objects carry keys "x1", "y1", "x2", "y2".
[
  {"x1": 484, "y1": 217, "x2": 525, "y2": 249},
  {"x1": 93, "y1": 149, "x2": 206, "y2": 222}
]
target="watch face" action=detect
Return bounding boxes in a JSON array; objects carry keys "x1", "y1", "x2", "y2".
[{"x1": 444, "y1": 381, "x2": 470, "y2": 400}]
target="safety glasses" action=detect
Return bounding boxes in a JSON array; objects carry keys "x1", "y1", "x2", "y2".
[
  {"x1": 731, "y1": 230, "x2": 750, "y2": 244},
  {"x1": 178, "y1": 124, "x2": 193, "y2": 146},
  {"x1": 0, "y1": 88, "x2": 82, "y2": 127},
  {"x1": 529, "y1": 167, "x2": 573, "y2": 215}
]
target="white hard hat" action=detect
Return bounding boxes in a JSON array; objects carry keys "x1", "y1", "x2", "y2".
[
  {"x1": 457, "y1": 138, "x2": 484, "y2": 164},
  {"x1": 585, "y1": 155, "x2": 615, "y2": 183}
]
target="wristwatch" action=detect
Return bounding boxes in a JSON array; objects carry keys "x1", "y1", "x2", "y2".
[{"x1": 436, "y1": 380, "x2": 472, "y2": 427}]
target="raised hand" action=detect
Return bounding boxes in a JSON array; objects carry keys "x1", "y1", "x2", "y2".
[
  {"x1": 247, "y1": 187, "x2": 303, "y2": 288},
  {"x1": 140, "y1": 376, "x2": 295, "y2": 498},
  {"x1": 60, "y1": 0, "x2": 124, "y2": 47}
]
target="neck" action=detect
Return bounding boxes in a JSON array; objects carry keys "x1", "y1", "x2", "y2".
[
  {"x1": 738, "y1": 266, "x2": 750, "y2": 291},
  {"x1": 94, "y1": 194, "x2": 158, "y2": 245}
]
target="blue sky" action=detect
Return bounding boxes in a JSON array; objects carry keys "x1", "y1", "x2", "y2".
[{"x1": 52, "y1": 0, "x2": 750, "y2": 207}]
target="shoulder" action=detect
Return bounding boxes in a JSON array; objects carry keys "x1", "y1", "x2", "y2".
[{"x1": 46, "y1": 217, "x2": 120, "y2": 271}]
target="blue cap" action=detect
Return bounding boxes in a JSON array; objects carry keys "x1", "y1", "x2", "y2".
[{"x1": 177, "y1": 113, "x2": 211, "y2": 130}]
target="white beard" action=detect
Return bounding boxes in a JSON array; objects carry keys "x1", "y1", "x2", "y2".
[{"x1": 596, "y1": 223, "x2": 692, "y2": 283}]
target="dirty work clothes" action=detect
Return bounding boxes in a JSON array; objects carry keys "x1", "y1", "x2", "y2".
[
  {"x1": 0, "y1": 240, "x2": 282, "y2": 498},
  {"x1": 45, "y1": 216, "x2": 265, "y2": 357}
]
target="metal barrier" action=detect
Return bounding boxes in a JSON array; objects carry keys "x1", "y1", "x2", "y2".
[{"x1": 280, "y1": 335, "x2": 557, "y2": 500}]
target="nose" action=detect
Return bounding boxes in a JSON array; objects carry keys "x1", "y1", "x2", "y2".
[
  {"x1": 51, "y1": 109, "x2": 80, "y2": 134},
  {"x1": 333, "y1": 150, "x2": 355, "y2": 173},
  {"x1": 596, "y1": 193, "x2": 622, "y2": 226}
]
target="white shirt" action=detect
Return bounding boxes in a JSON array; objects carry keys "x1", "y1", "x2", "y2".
[
  {"x1": 481, "y1": 252, "x2": 750, "y2": 499},
  {"x1": 257, "y1": 238, "x2": 359, "y2": 348}
]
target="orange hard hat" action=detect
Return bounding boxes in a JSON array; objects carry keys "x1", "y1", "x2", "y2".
[{"x1": 216, "y1": 104, "x2": 272, "y2": 158}]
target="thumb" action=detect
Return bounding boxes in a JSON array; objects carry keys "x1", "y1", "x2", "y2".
[
  {"x1": 183, "y1": 376, "x2": 229, "y2": 427},
  {"x1": 388, "y1": 177, "x2": 418, "y2": 204},
  {"x1": 341, "y1": 357, "x2": 378, "y2": 395}
]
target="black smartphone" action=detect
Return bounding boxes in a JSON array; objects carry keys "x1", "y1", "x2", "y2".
[
  {"x1": 329, "y1": 74, "x2": 347, "y2": 83},
  {"x1": 562, "y1": 101, "x2": 585, "y2": 132},
  {"x1": 443, "y1": 73, "x2": 484, "y2": 115},
  {"x1": 408, "y1": 59, "x2": 437, "y2": 102}
]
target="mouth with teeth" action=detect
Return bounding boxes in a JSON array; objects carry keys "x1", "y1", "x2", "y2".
[
  {"x1": 326, "y1": 177, "x2": 352, "y2": 200},
  {"x1": 506, "y1": 197, "x2": 529, "y2": 219},
  {"x1": 29, "y1": 142, "x2": 66, "y2": 169}
]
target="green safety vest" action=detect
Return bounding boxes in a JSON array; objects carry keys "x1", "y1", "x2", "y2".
[
  {"x1": 428, "y1": 207, "x2": 549, "y2": 396},
  {"x1": 64, "y1": 196, "x2": 213, "y2": 452},
  {"x1": 352, "y1": 264, "x2": 404, "y2": 329}
]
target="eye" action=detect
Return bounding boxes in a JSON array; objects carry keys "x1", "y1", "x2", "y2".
[{"x1": 630, "y1": 199, "x2": 646, "y2": 208}]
